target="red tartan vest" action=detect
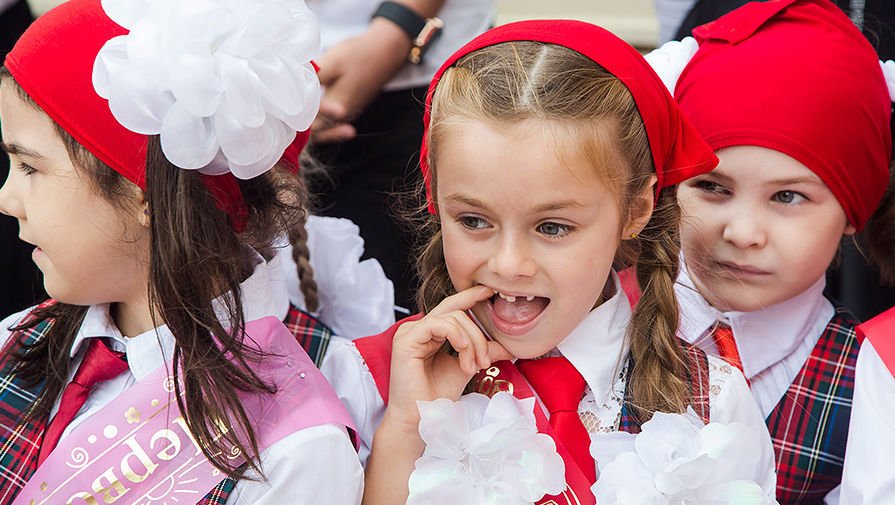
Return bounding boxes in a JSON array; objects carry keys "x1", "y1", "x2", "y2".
[
  {"x1": 354, "y1": 315, "x2": 711, "y2": 483},
  {"x1": 765, "y1": 304, "x2": 858, "y2": 505},
  {"x1": 0, "y1": 301, "x2": 333, "y2": 505}
]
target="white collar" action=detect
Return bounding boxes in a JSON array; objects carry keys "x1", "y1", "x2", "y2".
[
  {"x1": 70, "y1": 254, "x2": 290, "y2": 381},
  {"x1": 556, "y1": 272, "x2": 631, "y2": 400},
  {"x1": 676, "y1": 260, "x2": 833, "y2": 379}
]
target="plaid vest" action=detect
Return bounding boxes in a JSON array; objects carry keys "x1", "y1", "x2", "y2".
[
  {"x1": 766, "y1": 304, "x2": 858, "y2": 505},
  {"x1": 0, "y1": 302, "x2": 333, "y2": 505},
  {"x1": 618, "y1": 342, "x2": 711, "y2": 433}
]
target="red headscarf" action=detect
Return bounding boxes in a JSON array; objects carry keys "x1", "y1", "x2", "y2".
[
  {"x1": 420, "y1": 19, "x2": 719, "y2": 213},
  {"x1": 4, "y1": 0, "x2": 311, "y2": 229},
  {"x1": 675, "y1": 0, "x2": 892, "y2": 231}
]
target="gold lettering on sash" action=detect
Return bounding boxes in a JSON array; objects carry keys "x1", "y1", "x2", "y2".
[
  {"x1": 150, "y1": 428, "x2": 182, "y2": 460},
  {"x1": 91, "y1": 468, "x2": 130, "y2": 503},
  {"x1": 66, "y1": 492, "x2": 98, "y2": 505},
  {"x1": 120, "y1": 437, "x2": 159, "y2": 483},
  {"x1": 171, "y1": 416, "x2": 203, "y2": 455}
]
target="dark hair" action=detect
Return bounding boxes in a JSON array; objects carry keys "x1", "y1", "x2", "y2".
[
  {"x1": 417, "y1": 41, "x2": 690, "y2": 419},
  {"x1": 866, "y1": 158, "x2": 895, "y2": 285},
  {"x1": 1, "y1": 67, "x2": 308, "y2": 479}
]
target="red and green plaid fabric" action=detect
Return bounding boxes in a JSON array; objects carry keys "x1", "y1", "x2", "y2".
[
  {"x1": 767, "y1": 304, "x2": 858, "y2": 505},
  {"x1": 0, "y1": 302, "x2": 54, "y2": 505},
  {"x1": 283, "y1": 304, "x2": 334, "y2": 367},
  {"x1": 619, "y1": 341, "x2": 710, "y2": 433}
]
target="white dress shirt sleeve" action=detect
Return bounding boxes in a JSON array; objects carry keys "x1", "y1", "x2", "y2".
[
  {"x1": 840, "y1": 340, "x2": 895, "y2": 505},
  {"x1": 706, "y1": 355, "x2": 778, "y2": 496},
  {"x1": 227, "y1": 423, "x2": 363, "y2": 505},
  {"x1": 320, "y1": 337, "x2": 386, "y2": 467}
]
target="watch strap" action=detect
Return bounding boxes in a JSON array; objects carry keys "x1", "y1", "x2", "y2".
[{"x1": 372, "y1": 1, "x2": 425, "y2": 40}]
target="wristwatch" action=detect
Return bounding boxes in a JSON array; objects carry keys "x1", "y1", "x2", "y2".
[{"x1": 372, "y1": 1, "x2": 444, "y2": 64}]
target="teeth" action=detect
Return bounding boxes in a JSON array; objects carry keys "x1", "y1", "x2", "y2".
[
  {"x1": 526, "y1": 296, "x2": 534, "y2": 301},
  {"x1": 498, "y1": 292, "x2": 516, "y2": 302}
]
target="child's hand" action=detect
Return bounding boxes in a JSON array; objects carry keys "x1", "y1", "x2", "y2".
[{"x1": 384, "y1": 285, "x2": 513, "y2": 430}]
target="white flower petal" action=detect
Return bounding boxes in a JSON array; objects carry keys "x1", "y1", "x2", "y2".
[
  {"x1": 93, "y1": 36, "x2": 129, "y2": 98},
  {"x1": 170, "y1": 52, "x2": 223, "y2": 117},
  {"x1": 107, "y1": 66, "x2": 172, "y2": 134},
  {"x1": 160, "y1": 102, "x2": 218, "y2": 169},
  {"x1": 634, "y1": 410, "x2": 703, "y2": 474},
  {"x1": 101, "y1": 0, "x2": 148, "y2": 28}
]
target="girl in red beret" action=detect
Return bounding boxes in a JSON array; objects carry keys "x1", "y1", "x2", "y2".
[
  {"x1": 320, "y1": 19, "x2": 779, "y2": 505},
  {"x1": 0, "y1": 0, "x2": 363, "y2": 503},
  {"x1": 645, "y1": 0, "x2": 895, "y2": 503}
]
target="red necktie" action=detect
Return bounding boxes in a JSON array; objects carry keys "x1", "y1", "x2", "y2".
[
  {"x1": 711, "y1": 324, "x2": 744, "y2": 375},
  {"x1": 517, "y1": 357, "x2": 595, "y2": 483},
  {"x1": 38, "y1": 338, "x2": 128, "y2": 466}
]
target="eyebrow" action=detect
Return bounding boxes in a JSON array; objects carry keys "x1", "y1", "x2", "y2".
[
  {"x1": 765, "y1": 176, "x2": 823, "y2": 186},
  {"x1": 0, "y1": 141, "x2": 43, "y2": 159},
  {"x1": 443, "y1": 193, "x2": 585, "y2": 212}
]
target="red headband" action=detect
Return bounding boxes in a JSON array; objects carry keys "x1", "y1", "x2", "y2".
[
  {"x1": 4, "y1": 0, "x2": 310, "y2": 230},
  {"x1": 675, "y1": 0, "x2": 892, "y2": 231},
  {"x1": 420, "y1": 19, "x2": 719, "y2": 213}
]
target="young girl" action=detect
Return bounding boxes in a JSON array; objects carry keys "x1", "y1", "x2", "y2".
[
  {"x1": 840, "y1": 180, "x2": 895, "y2": 505},
  {"x1": 644, "y1": 0, "x2": 894, "y2": 503},
  {"x1": 321, "y1": 19, "x2": 777, "y2": 505},
  {"x1": 0, "y1": 0, "x2": 363, "y2": 503}
]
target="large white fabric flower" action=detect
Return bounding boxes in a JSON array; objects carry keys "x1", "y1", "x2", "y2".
[
  {"x1": 879, "y1": 60, "x2": 895, "y2": 102},
  {"x1": 643, "y1": 36, "x2": 699, "y2": 95},
  {"x1": 273, "y1": 216, "x2": 395, "y2": 338},
  {"x1": 93, "y1": 0, "x2": 321, "y2": 179},
  {"x1": 592, "y1": 408, "x2": 777, "y2": 505},
  {"x1": 407, "y1": 392, "x2": 566, "y2": 505}
]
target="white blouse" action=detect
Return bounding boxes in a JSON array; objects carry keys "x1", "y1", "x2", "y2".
[
  {"x1": 840, "y1": 340, "x2": 895, "y2": 505},
  {"x1": 321, "y1": 273, "x2": 776, "y2": 495},
  {"x1": 0, "y1": 259, "x2": 363, "y2": 505}
]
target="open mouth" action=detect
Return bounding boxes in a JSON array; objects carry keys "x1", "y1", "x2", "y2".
[{"x1": 485, "y1": 290, "x2": 550, "y2": 335}]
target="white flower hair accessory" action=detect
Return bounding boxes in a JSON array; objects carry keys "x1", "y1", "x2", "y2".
[
  {"x1": 879, "y1": 60, "x2": 895, "y2": 102},
  {"x1": 407, "y1": 392, "x2": 566, "y2": 505},
  {"x1": 643, "y1": 36, "x2": 699, "y2": 95},
  {"x1": 92, "y1": 0, "x2": 321, "y2": 179},
  {"x1": 591, "y1": 408, "x2": 777, "y2": 505}
]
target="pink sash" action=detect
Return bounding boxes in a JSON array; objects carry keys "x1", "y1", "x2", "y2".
[{"x1": 19, "y1": 316, "x2": 354, "y2": 505}]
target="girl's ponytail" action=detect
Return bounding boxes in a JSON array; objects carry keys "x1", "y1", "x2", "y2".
[{"x1": 627, "y1": 186, "x2": 689, "y2": 421}]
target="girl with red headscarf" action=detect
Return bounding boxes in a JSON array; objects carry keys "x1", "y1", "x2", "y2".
[
  {"x1": 644, "y1": 0, "x2": 895, "y2": 503},
  {"x1": 320, "y1": 19, "x2": 778, "y2": 505},
  {"x1": 0, "y1": 0, "x2": 363, "y2": 503}
]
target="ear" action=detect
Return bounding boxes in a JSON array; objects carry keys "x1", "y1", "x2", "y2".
[
  {"x1": 843, "y1": 222, "x2": 857, "y2": 236},
  {"x1": 138, "y1": 200, "x2": 151, "y2": 228},
  {"x1": 622, "y1": 175, "x2": 658, "y2": 239}
]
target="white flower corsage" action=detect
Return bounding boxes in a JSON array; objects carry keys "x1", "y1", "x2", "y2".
[
  {"x1": 879, "y1": 60, "x2": 895, "y2": 102},
  {"x1": 407, "y1": 392, "x2": 566, "y2": 505},
  {"x1": 591, "y1": 409, "x2": 777, "y2": 505},
  {"x1": 643, "y1": 36, "x2": 699, "y2": 95},
  {"x1": 274, "y1": 215, "x2": 395, "y2": 337},
  {"x1": 93, "y1": 0, "x2": 321, "y2": 179}
]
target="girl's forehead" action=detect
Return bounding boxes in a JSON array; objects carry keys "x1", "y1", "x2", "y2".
[{"x1": 713, "y1": 145, "x2": 825, "y2": 186}]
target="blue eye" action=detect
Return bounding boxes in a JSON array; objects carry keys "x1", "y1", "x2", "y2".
[
  {"x1": 537, "y1": 222, "x2": 572, "y2": 237},
  {"x1": 459, "y1": 216, "x2": 489, "y2": 230},
  {"x1": 772, "y1": 190, "x2": 807, "y2": 205}
]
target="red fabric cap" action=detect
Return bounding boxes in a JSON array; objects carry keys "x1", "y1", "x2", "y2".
[
  {"x1": 675, "y1": 0, "x2": 892, "y2": 231},
  {"x1": 420, "y1": 19, "x2": 719, "y2": 213}
]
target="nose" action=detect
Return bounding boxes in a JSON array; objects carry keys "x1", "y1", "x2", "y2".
[
  {"x1": 721, "y1": 206, "x2": 767, "y2": 249},
  {"x1": 0, "y1": 167, "x2": 24, "y2": 219},
  {"x1": 487, "y1": 231, "x2": 537, "y2": 279}
]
